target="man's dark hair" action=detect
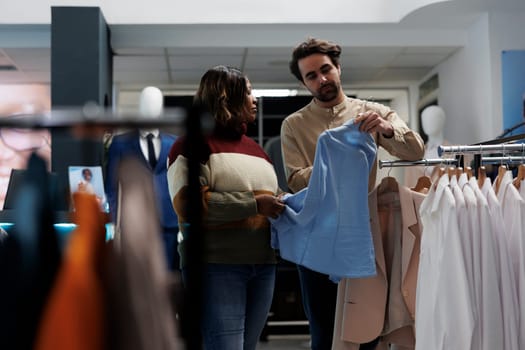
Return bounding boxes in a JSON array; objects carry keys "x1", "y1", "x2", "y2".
[{"x1": 289, "y1": 38, "x2": 342, "y2": 82}]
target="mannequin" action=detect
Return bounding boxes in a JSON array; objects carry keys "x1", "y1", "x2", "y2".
[
  {"x1": 421, "y1": 105, "x2": 446, "y2": 159},
  {"x1": 139, "y1": 86, "x2": 163, "y2": 119},
  {"x1": 138, "y1": 87, "x2": 163, "y2": 165},
  {"x1": 404, "y1": 105, "x2": 449, "y2": 187},
  {"x1": 105, "y1": 86, "x2": 180, "y2": 270}
]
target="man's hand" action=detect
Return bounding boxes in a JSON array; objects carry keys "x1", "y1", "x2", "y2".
[
  {"x1": 255, "y1": 194, "x2": 286, "y2": 219},
  {"x1": 355, "y1": 110, "x2": 394, "y2": 138}
]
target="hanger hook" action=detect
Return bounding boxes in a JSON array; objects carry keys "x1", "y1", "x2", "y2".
[
  {"x1": 501, "y1": 143, "x2": 506, "y2": 166},
  {"x1": 423, "y1": 158, "x2": 431, "y2": 176}
]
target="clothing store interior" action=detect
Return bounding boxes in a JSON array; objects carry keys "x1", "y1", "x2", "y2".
[{"x1": 1, "y1": 1, "x2": 525, "y2": 349}]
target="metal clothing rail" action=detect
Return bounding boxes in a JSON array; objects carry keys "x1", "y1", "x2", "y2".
[
  {"x1": 481, "y1": 156, "x2": 525, "y2": 165},
  {"x1": 0, "y1": 107, "x2": 188, "y2": 129},
  {"x1": 380, "y1": 143, "x2": 525, "y2": 169},
  {"x1": 379, "y1": 158, "x2": 458, "y2": 169},
  {"x1": 438, "y1": 143, "x2": 525, "y2": 156}
]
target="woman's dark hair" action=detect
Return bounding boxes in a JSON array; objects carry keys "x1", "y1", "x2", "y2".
[
  {"x1": 289, "y1": 38, "x2": 342, "y2": 82},
  {"x1": 194, "y1": 65, "x2": 248, "y2": 126}
]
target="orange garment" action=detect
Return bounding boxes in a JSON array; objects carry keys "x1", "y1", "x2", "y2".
[{"x1": 35, "y1": 192, "x2": 107, "y2": 350}]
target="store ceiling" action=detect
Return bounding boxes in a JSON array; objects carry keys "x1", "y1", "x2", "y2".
[
  {"x1": 0, "y1": 43, "x2": 459, "y2": 91},
  {"x1": 0, "y1": 0, "x2": 523, "y2": 92}
]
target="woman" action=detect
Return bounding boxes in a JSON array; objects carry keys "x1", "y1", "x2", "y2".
[
  {"x1": 167, "y1": 65, "x2": 285, "y2": 350},
  {"x1": 77, "y1": 168, "x2": 95, "y2": 194}
]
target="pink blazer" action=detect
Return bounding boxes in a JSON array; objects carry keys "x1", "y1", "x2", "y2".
[{"x1": 332, "y1": 183, "x2": 425, "y2": 350}]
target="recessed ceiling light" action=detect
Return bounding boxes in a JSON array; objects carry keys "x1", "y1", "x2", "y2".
[
  {"x1": 253, "y1": 89, "x2": 298, "y2": 97},
  {"x1": 0, "y1": 65, "x2": 16, "y2": 71}
]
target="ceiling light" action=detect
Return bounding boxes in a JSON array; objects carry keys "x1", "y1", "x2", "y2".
[
  {"x1": 0, "y1": 65, "x2": 16, "y2": 71},
  {"x1": 253, "y1": 89, "x2": 298, "y2": 97}
]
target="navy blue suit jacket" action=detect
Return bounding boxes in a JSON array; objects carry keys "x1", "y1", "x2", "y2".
[{"x1": 105, "y1": 130, "x2": 178, "y2": 231}]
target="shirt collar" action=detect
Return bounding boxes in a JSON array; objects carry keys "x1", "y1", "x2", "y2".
[
  {"x1": 310, "y1": 97, "x2": 348, "y2": 118},
  {"x1": 140, "y1": 129, "x2": 159, "y2": 138}
]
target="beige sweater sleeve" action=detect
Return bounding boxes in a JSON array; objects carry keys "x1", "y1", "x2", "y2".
[{"x1": 280, "y1": 119, "x2": 314, "y2": 193}]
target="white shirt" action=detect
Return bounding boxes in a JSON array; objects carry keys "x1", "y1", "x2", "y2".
[
  {"x1": 471, "y1": 177, "x2": 511, "y2": 350},
  {"x1": 492, "y1": 172, "x2": 523, "y2": 350},
  {"x1": 416, "y1": 174, "x2": 474, "y2": 350},
  {"x1": 451, "y1": 175, "x2": 479, "y2": 337},
  {"x1": 139, "y1": 129, "x2": 160, "y2": 162},
  {"x1": 416, "y1": 174, "x2": 440, "y2": 350},
  {"x1": 434, "y1": 175, "x2": 474, "y2": 350},
  {"x1": 460, "y1": 176, "x2": 482, "y2": 350}
]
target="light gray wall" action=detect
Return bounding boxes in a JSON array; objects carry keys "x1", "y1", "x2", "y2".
[
  {"x1": 427, "y1": 10, "x2": 525, "y2": 145},
  {"x1": 432, "y1": 14, "x2": 492, "y2": 145}
]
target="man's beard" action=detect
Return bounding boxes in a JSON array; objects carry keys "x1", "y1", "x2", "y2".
[{"x1": 314, "y1": 82, "x2": 340, "y2": 102}]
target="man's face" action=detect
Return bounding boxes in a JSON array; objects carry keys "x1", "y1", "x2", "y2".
[
  {"x1": 0, "y1": 85, "x2": 51, "y2": 209},
  {"x1": 298, "y1": 53, "x2": 342, "y2": 103}
]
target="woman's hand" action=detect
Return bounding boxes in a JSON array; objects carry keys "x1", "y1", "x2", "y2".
[{"x1": 255, "y1": 194, "x2": 286, "y2": 219}]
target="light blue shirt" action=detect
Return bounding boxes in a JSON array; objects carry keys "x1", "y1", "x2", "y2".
[{"x1": 270, "y1": 120, "x2": 377, "y2": 280}]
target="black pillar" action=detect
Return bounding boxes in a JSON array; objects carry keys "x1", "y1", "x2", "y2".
[{"x1": 51, "y1": 6, "x2": 113, "y2": 207}]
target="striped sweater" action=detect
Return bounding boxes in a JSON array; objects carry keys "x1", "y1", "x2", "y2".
[{"x1": 167, "y1": 131, "x2": 278, "y2": 267}]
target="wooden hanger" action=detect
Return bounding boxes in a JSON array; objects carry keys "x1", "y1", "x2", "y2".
[
  {"x1": 447, "y1": 166, "x2": 456, "y2": 180},
  {"x1": 412, "y1": 175, "x2": 432, "y2": 193},
  {"x1": 513, "y1": 164, "x2": 525, "y2": 190},
  {"x1": 378, "y1": 174, "x2": 399, "y2": 194},
  {"x1": 494, "y1": 164, "x2": 508, "y2": 195},
  {"x1": 477, "y1": 166, "x2": 487, "y2": 188},
  {"x1": 431, "y1": 165, "x2": 447, "y2": 191},
  {"x1": 436, "y1": 166, "x2": 446, "y2": 179},
  {"x1": 465, "y1": 166, "x2": 473, "y2": 180}
]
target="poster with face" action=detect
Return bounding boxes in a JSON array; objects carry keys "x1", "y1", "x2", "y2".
[
  {"x1": 68, "y1": 165, "x2": 107, "y2": 212},
  {"x1": 0, "y1": 84, "x2": 51, "y2": 209}
]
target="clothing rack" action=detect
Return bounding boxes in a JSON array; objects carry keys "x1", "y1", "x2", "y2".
[
  {"x1": 379, "y1": 158, "x2": 458, "y2": 169},
  {"x1": 1, "y1": 105, "x2": 206, "y2": 349},
  {"x1": 0, "y1": 107, "x2": 188, "y2": 129},
  {"x1": 380, "y1": 141, "x2": 525, "y2": 169},
  {"x1": 438, "y1": 143, "x2": 525, "y2": 156},
  {"x1": 440, "y1": 142, "x2": 525, "y2": 171},
  {"x1": 480, "y1": 156, "x2": 525, "y2": 165}
]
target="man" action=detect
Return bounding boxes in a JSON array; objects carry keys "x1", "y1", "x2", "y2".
[
  {"x1": 105, "y1": 86, "x2": 179, "y2": 270},
  {"x1": 281, "y1": 38, "x2": 425, "y2": 350}
]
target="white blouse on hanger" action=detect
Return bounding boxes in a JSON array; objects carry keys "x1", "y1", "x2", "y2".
[
  {"x1": 459, "y1": 175, "x2": 483, "y2": 350},
  {"x1": 493, "y1": 171, "x2": 524, "y2": 349},
  {"x1": 416, "y1": 174, "x2": 474, "y2": 350}
]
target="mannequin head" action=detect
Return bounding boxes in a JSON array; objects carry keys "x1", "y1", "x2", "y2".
[
  {"x1": 139, "y1": 86, "x2": 164, "y2": 119},
  {"x1": 421, "y1": 105, "x2": 446, "y2": 142}
]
